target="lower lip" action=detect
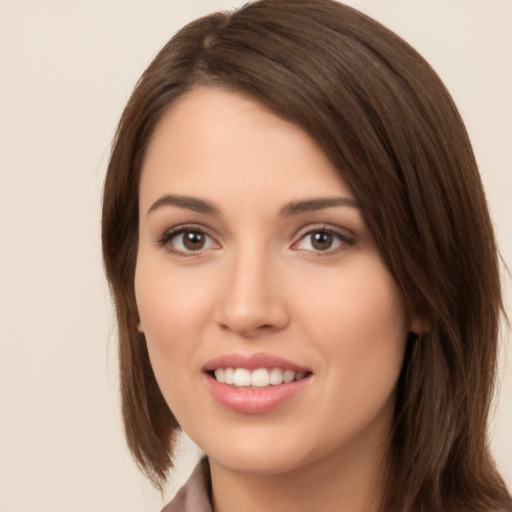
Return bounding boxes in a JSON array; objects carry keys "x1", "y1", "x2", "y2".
[{"x1": 204, "y1": 374, "x2": 311, "y2": 414}]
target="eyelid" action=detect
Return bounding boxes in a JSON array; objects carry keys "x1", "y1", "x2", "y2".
[
  {"x1": 158, "y1": 223, "x2": 221, "y2": 257},
  {"x1": 291, "y1": 223, "x2": 355, "y2": 253}
]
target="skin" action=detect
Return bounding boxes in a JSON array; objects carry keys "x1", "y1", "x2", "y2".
[{"x1": 135, "y1": 87, "x2": 421, "y2": 512}]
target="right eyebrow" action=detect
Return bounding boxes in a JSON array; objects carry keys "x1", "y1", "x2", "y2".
[
  {"x1": 279, "y1": 196, "x2": 359, "y2": 217},
  {"x1": 147, "y1": 194, "x2": 220, "y2": 215}
]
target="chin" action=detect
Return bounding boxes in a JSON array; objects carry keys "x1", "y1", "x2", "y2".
[
  {"x1": 194, "y1": 425, "x2": 336, "y2": 477},
  {"x1": 209, "y1": 449, "x2": 311, "y2": 476}
]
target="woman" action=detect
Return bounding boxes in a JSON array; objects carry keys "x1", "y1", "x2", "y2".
[{"x1": 101, "y1": 0, "x2": 512, "y2": 510}]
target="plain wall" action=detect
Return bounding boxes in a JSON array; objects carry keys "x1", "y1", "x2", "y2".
[{"x1": 0, "y1": 1, "x2": 510, "y2": 511}]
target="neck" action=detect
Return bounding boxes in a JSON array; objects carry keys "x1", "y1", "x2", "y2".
[{"x1": 209, "y1": 427, "x2": 389, "y2": 512}]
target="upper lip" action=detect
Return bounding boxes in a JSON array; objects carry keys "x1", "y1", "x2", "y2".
[{"x1": 203, "y1": 352, "x2": 311, "y2": 373}]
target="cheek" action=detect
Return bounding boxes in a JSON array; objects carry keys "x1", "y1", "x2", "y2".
[
  {"x1": 305, "y1": 255, "x2": 408, "y2": 345},
  {"x1": 295, "y1": 257, "x2": 408, "y2": 418},
  {"x1": 134, "y1": 255, "x2": 213, "y2": 395},
  {"x1": 135, "y1": 255, "x2": 213, "y2": 341},
  {"x1": 134, "y1": 260, "x2": 212, "y2": 429}
]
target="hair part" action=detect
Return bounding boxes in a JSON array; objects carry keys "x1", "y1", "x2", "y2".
[{"x1": 102, "y1": 1, "x2": 511, "y2": 509}]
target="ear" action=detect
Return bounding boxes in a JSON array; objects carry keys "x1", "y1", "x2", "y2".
[{"x1": 137, "y1": 321, "x2": 145, "y2": 333}]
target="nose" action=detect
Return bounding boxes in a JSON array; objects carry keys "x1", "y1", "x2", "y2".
[{"x1": 215, "y1": 245, "x2": 290, "y2": 338}]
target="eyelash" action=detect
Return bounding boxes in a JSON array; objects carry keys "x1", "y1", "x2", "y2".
[
  {"x1": 291, "y1": 225, "x2": 354, "y2": 255},
  {"x1": 158, "y1": 224, "x2": 354, "y2": 258},
  {"x1": 158, "y1": 223, "x2": 219, "y2": 258}
]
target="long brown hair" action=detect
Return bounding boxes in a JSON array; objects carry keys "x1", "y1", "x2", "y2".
[{"x1": 102, "y1": 1, "x2": 511, "y2": 509}]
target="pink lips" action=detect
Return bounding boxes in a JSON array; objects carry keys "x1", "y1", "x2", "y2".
[
  {"x1": 203, "y1": 352, "x2": 310, "y2": 372},
  {"x1": 203, "y1": 352, "x2": 312, "y2": 414}
]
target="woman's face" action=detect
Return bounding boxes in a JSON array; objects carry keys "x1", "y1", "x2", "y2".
[{"x1": 135, "y1": 87, "x2": 419, "y2": 477}]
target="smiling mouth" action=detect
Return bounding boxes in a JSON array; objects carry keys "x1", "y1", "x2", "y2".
[{"x1": 209, "y1": 367, "x2": 311, "y2": 388}]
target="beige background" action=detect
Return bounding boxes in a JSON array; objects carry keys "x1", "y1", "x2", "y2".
[{"x1": 0, "y1": 1, "x2": 510, "y2": 510}]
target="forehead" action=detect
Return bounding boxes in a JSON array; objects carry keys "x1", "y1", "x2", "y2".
[{"x1": 140, "y1": 86, "x2": 355, "y2": 211}]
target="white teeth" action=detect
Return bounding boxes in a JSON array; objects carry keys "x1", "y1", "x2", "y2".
[
  {"x1": 251, "y1": 368, "x2": 270, "y2": 387},
  {"x1": 233, "y1": 368, "x2": 251, "y2": 387},
  {"x1": 214, "y1": 368, "x2": 224, "y2": 383},
  {"x1": 212, "y1": 367, "x2": 308, "y2": 387},
  {"x1": 269, "y1": 367, "x2": 284, "y2": 385},
  {"x1": 283, "y1": 370, "x2": 295, "y2": 383},
  {"x1": 224, "y1": 368, "x2": 235, "y2": 385}
]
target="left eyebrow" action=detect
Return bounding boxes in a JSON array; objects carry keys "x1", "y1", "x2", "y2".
[
  {"x1": 279, "y1": 197, "x2": 360, "y2": 217},
  {"x1": 147, "y1": 194, "x2": 220, "y2": 215}
]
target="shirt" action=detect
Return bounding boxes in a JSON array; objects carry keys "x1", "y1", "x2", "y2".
[{"x1": 161, "y1": 459, "x2": 212, "y2": 512}]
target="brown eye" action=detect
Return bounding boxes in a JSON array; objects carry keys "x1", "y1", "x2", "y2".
[
  {"x1": 311, "y1": 231, "x2": 334, "y2": 251},
  {"x1": 182, "y1": 231, "x2": 206, "y2": 250},
  {"x1": 160, "y1": 226, "x2": 218, "y2": 255},
  {"x1": 293, "y1": 227, "x2": 352, "y2": 254}
]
